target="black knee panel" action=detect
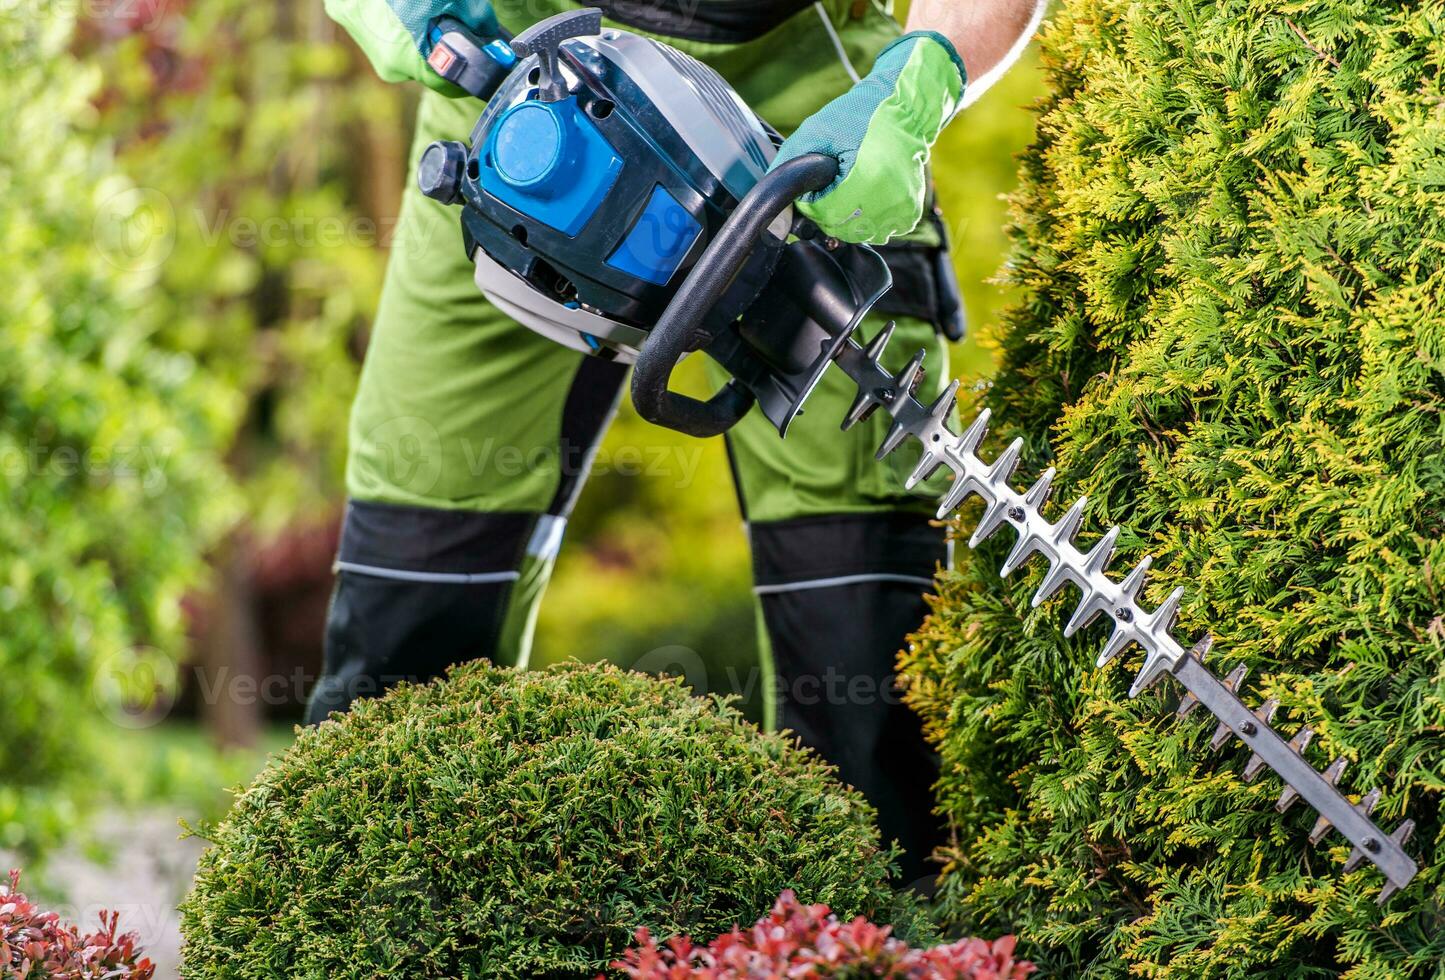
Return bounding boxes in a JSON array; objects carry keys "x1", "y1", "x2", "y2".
[
  {"x1": 305, "y1": 501, "x2": 534, "y2": 725},
  {"x1": 749, "y1": 512, "x2": 950, "y2": 883}
]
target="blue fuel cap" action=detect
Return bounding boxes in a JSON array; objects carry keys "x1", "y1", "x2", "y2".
[{"x1": 492, "y1": 102, "x2": 570, "y2": 193}]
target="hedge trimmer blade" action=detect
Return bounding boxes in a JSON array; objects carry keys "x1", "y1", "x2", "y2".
[{"x1": 831, "y1": 322, "x2": 1419, "y2": 904}]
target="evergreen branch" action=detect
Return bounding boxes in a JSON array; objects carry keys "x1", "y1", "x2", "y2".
[{"x1": 1284, "y1": 18, "x2": 1341, "y2": 70}]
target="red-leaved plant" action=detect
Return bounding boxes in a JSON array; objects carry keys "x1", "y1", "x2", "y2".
[
  {"x1": 0, "y1": 870, "x2": 155, "y2": 980},
  {"x1": 611, "y1": 890, "x2": 1034, "y2": 979}
]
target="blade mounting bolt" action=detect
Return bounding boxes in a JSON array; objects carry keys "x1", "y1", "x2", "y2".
[
  {"x1": 1241, "y1": 720, "x2": 1257, "y2": 736},
  {"x1": 1365, "y1": 837, "x2": 1381, "y2": 853},
  {"x1": 1008, "y1": 506, "x2": 1026, "y2": 522},
  {"x1": 1114, "y1": 607, "x2": 1133, "y2": 622}
]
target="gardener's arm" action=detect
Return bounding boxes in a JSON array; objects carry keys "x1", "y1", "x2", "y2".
[
  {"x1": 908, "y1": 0, "x2": 1047, "y2": 109},
  {"x1": 773, "y1": 0, "x2": 1048, "y2": 244}
]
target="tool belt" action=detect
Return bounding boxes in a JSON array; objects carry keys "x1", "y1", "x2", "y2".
[
  {"x1": 876, "y1": 209, "x2": 966, "y2": 342},
  {"x1": 578, "y1": 0, "x2": 818, "y2": 44}
]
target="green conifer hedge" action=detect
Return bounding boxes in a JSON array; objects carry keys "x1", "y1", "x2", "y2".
[
  {"x1": 180, "y1": 663, "x2": 901, "y2": 977},
  {"x1": 902, "y1": 1, "x2": 1445, "y2": 975}
]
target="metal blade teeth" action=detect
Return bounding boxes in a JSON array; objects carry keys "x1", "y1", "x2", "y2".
[
  {"x1": 1375, "y1": 821, "x2": 1416, "y2": 904},
  {"x1": 1064, "y1": 588, "x2": 1111, "y2": 639},
  {"x1": 876, "y1": 353, "x2": 928, "y2": 460},
  {"x1": 1051, "y1": 496, "x2": 1088, "y2": 548},
  {"x1": 1174, "y1": 635, "x2": 1214, "y2": 718},
  {"x1": 969, "y1": 497, "x2": 1015, "y2": 549},
  {"x1": 824, "y1": 345, "x2": 1419, "y2": 899},
  {"x1": 967, "y1": 438, "x2": 1025, "y2": 547},
  {"x1": 864, "y1": 320, "x2": 897, "y2": 361},
  {"x1": 934, "y1": 411, "x2": 993, "y2": 518},
  {"x1": 1281, "y1": 755, "x2": 1346, "y2": 815},
  {"x1": 955, "y1": 408, "x2": 991, "y2": 456},
  {"x1": 937, "y1": 473, "x2": 991, "y2": 523},
  {"x1": 1024, "y1": 468, "x2": 1055, "y2": 509},
  {"x1": 1097, "y1": 625, "x2": 1136, "y2": 667},
  {"x1": 1207, "y1": 666, "x2": 1249, "y2": 751},
  {"x1": 1128, "y1": 648, "x2": 1177, "y2": 697},
  {"x1": 1031, "y1": 562, "x2": 1073, "y2": 608},
  {"x1": 843, "y1": 386, "x2": 888, "y2": 431},
  {"x1": 1241, "y1": 699, "x2": 1280, "y2": 782},
  {"x1": 999, "y1": 474, "x2": 1054, "y2": 576},
  {"x1": 891, "y1": 349, "x2": 928, "y2": 402},
  {"x1": 841, "y1": 323, "x2": 900, "y2": 431},
  {"x1": 1288, "y1": 724, "x2": 1315, "y2": 756},
  {"x1": 1315, "y1": 785, "x2": 1378, "y2": 847},
  {"x1": 1057, "y1": 526, "x2": 1109, "y2": 641},
  {"x1": 1082, "y1": 526, "x2": 1121, "y2": 578},
  {"x1": 1342, "y1": 790, "x2": 1388, "y2": 870},
  {"x1": 988, "y1": 437, "x2": 1024, "y2": 485},
  {"x1": 905, "y1": 381, "x2": 962, "y2": 488},
  {"x1": 1195, "y1": 635, "x2": 1215, "y2": 660},
  {"x1": 1124, "y1": 587, "x2": 1188, "y2": 693},
  {"x1": 1176, "y1": 691, "x2": 1201, "y2": 719},
  {"x1": 1000, "y1": 530, "x2": 1044, "y2": 578},
  {"x1": 1119, "y1": 555, "x2": 1153, "y2": 604},
  {"x1": 875, "y1": 422, "x2": 910, "y2": 460},
  {"x1": 1209, "y1": 719, "x2": 1235, "y2": 753},
  {"x1": 1143, "y1": 587, "x2": 1184, "y2": 633}
]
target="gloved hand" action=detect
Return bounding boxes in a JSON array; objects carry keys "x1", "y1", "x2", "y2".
[
  {"x1": 325, "y1": 0, "x2": 499, "y2": 95},
  {"x1": 772, "y1": 32, "x2": 966, "y2": 245}
]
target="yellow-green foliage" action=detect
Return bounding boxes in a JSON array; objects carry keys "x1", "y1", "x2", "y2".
[
  {"x1": 902, "y1": 1, "x2": 1445, "y2": 975},
  {"x1": 0, "y1": 11, "x2": 239, "y2": 850},
  {"x1": 181, "y1": 663, "x2": 902, "y2": 978}
]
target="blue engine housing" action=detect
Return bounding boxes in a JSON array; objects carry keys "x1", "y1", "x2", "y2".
[
  {"x1": 449, "y1": 27, "x2": 780, "y2": 342},
  {"x1": 420, "y1": 11, "x2": 894, "y2": 434}
]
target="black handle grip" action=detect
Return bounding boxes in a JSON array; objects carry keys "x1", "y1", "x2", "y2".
[
  {"x1": 429, "y1": 16, "x2": 515, "y2": 100},
  {"x1": 630, "y1": 153, "x2": 840, "y2": 437}
]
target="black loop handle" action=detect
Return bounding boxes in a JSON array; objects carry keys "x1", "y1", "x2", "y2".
[{"x1": 630, "y1": 153, "x2": 841, "y2": 437}]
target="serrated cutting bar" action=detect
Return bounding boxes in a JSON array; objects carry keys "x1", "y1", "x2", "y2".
[{"x1": 829, "y1": 323, "x2": 1418, "y2": 903}]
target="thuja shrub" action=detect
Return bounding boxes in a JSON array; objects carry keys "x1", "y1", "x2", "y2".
[
  {"x1": 614, "y1": 890, "x2": 1034, "y2": 979},
  {"x1": 1, "y1": 870, "x2": 155, "y2": 979},
  {"x1": 901, "y1": 1, "x2": 1445, "y2": 975},
  {"x1": 180, "y1": 663, "x2": 900, "y2": 978}
]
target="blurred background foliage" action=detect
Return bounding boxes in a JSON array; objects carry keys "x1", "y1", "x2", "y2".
[{"x1": 2, "y1": 0, "x2": 1042, "y2": 866}]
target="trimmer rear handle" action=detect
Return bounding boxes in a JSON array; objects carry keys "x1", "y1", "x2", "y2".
[
  {"x1": 428, "y1": 15, "x2": 517, "y2": 100},
  {"x1": 630, "y1": 153, "x2": 840, "y2": 437}
]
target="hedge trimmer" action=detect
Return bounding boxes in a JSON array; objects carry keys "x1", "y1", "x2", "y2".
[{"x1": 417, "y1": 10, "x2": 1418, "y2": 902}]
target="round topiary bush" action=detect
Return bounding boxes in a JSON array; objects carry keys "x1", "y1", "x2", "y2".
[
  {"x1": 179, "y1": 662, "x2": 901, "y2": 978},
  {"x1": 901, "y1": 0, "x2": 1445, "y2": 976}
]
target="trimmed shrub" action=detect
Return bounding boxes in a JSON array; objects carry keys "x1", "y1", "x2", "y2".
[
  {"x1": 0, "y1": 870, "x2": 156, "y2": 979},
  {"x1": 901, "y1": 1, "x2": 1445, "y2": 976},
  {"x1": 613, "y1": 889, "x2": 1034, "y2": 979},
  {"x1": 180, "y1": 663, "x2": 901, "y2": 978}
]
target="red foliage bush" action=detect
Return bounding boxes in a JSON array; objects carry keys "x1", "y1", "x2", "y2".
[
  {"x1": 612, "y1": 891, "x2": 1034, "y2": 979},
  {"x1": 0, "y1": 870, "x2": 154, "y2": 980}
]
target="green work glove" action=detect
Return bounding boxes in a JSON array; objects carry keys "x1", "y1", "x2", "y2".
[
  {"x1": 325, "y1": 0, "x2": 499, "y2": 95},
  {"x1": 772, "y1": 32, "x2": 966, "y2": 245}
]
